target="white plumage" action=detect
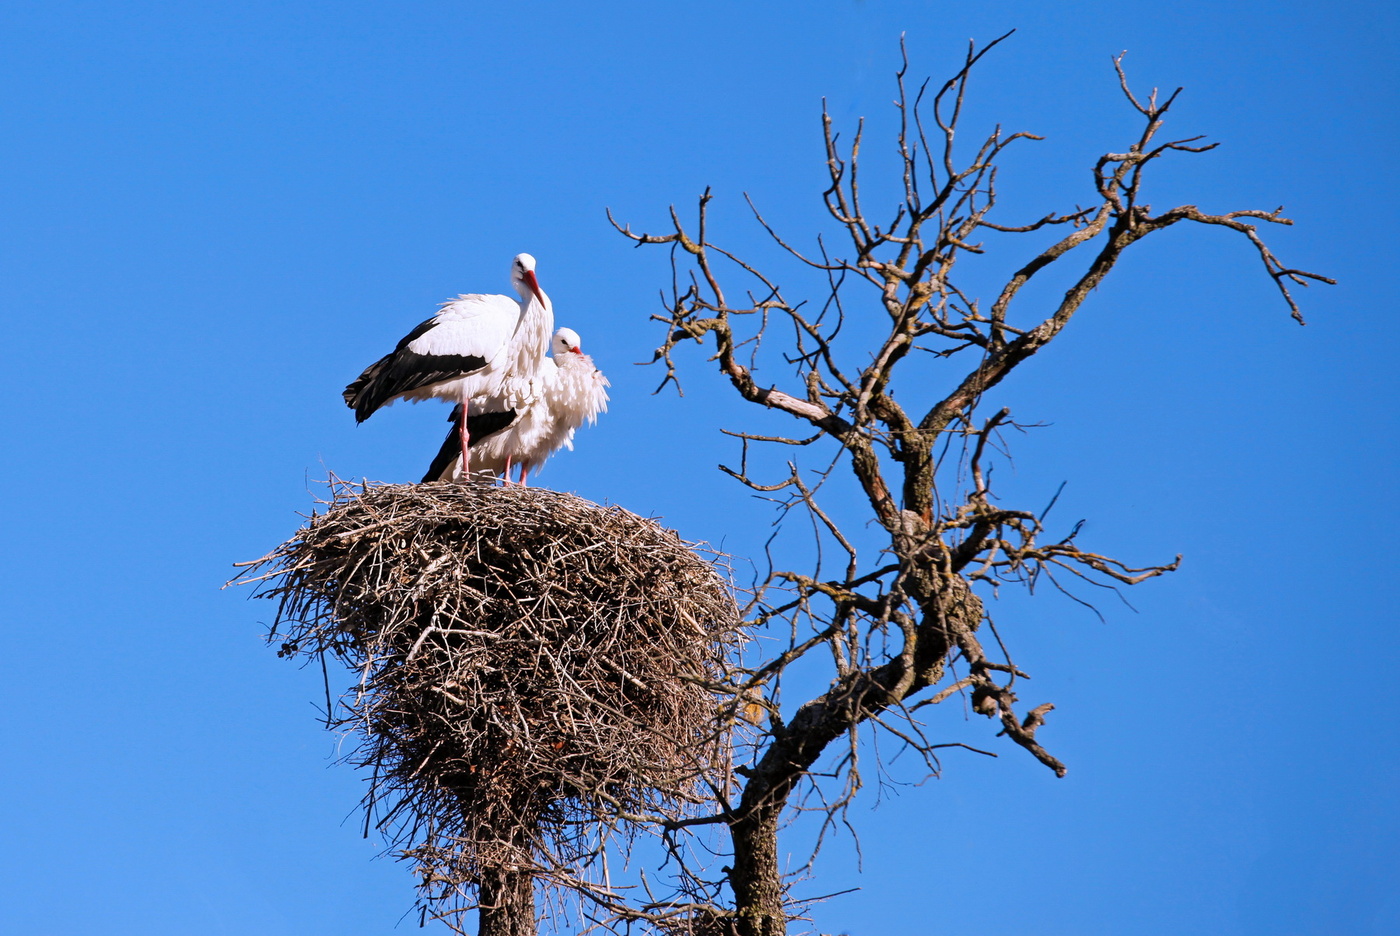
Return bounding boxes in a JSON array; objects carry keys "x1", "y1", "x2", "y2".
[
  {"x1": 423, "y1": 327, "x2": 610, "y2": 484},
  {"x1": 344, "y1": 253, "x2": 554, "y2": 473}
]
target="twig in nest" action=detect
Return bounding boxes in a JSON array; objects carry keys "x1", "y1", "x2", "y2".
[{"x1": 232, "y1": 479, "x2": 746, "y2": 928}]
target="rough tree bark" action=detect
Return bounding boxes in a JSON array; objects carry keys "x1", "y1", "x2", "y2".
[{"x1": 477, "y1": 869, "x2": 536, "y2": 936}]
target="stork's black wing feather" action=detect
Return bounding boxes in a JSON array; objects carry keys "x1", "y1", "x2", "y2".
[
  {"x1": 343, "y1": 318, "x2": 488, "y2": 423},
  {"x1": 421, "y1": 405, "x2": 520, "y2": 483}
]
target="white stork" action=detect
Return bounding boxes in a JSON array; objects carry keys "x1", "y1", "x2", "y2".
[
  {"x1": 422, "y1": 327, "x2": 610, "y2": 485},
  {"x1": 343, "y1": 253, "x2": 554, "y2": 474}
]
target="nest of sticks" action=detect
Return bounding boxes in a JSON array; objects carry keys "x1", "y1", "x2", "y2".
[{"x1": 238, "y1": 479, "x2": 742, "y2": 922}]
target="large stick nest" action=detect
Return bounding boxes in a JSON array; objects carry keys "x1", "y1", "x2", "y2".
[{"x1": 239, "y1": 480, "x2": 742, "y2": 912}]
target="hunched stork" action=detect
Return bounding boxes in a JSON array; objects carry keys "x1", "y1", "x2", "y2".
[
  {"x1": 343, "y1": 253, "x2": 554, "y2": 475},
  {"x1": 422, "y1": 327, "x2": 610, "y2": 485}
]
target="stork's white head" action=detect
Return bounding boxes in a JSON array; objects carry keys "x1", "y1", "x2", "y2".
[
  {"x1": 552, "y1": 327, "x2": 582, "y2": 357},
  {"x1": 510, "y1": 253, "x2": 546, "y2": 306}
]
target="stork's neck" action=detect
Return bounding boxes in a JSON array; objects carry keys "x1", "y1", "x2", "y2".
[{"x1": 510, "y1": 291, "x2": 555, "y2": 374}]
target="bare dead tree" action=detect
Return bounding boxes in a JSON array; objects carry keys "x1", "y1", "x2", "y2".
[{"x1": 606, "y1": 34, "x2": 1332, "y2": 936}]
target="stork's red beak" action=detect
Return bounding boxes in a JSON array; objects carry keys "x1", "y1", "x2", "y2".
[
  {"x1": 570, "y1": 346, "x2": 581, "y2": 354},
  {"x1": 523, "y1": 269, "x2": 545, "y2": 306}
]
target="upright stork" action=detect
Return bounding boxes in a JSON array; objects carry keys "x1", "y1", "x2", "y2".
[
  {"x1": 422, "y1": 327, "x2": 610, "y2": 485},
  {"x1": 343, "y1": 253, "x2": 554, "y2": 474}
]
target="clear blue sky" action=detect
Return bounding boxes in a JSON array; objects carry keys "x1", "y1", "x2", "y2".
[{"x1": 1, "y1": 2, "x2": 1394, "y2": 934}]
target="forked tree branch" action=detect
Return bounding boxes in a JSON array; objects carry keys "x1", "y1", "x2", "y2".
[{"x1": 606, "y1": 40, "x2": 1330, "y2": 936}]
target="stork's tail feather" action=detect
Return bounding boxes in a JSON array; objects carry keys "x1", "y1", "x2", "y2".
[{"x1": 421, "y1": 405, "x2": 519, "y2": 483}]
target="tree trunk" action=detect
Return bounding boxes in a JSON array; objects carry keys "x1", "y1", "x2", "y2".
[
  {"x1": 730, "y1": 805, "x2": 786, "y2": 936},
  {"x1": 723, "y1": 576, "x2": 978, "y2": 935},
  {"x1": 477, "y1": 868, "x2": 536, "y2": 936}
]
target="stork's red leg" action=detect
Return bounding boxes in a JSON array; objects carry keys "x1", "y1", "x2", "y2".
[
  {"x1": 519, "y1": 464, "x2": 530, "y2": 488},
  {"x1": 504, "y1": 454, "x2": 514, "y2": 487},
  {"x1": 459, "y1": 400, "x2": 470, "y2": 480}
]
